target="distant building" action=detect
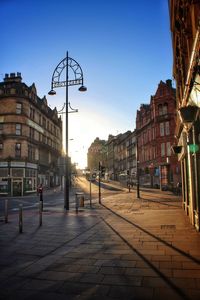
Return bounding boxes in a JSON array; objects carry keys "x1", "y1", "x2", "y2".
[
  {"x1": 87, "y1": 131, "x2": 137, "y2": 184},
  {"x1": 170, "y1": 0, "x2": 200, "y2": 230},
  {"x1": 136, "y1": 80, "x2": 181, "y2": 189},
  {"x1": 0, "y1": 73, "x2": 62, "y2": 196},
  {"x1": 87, "y1": 137, "x2": 107, "y2": 171},
  {"x1": 113, "y1": 131, "x2": 132, "y2": 181}
]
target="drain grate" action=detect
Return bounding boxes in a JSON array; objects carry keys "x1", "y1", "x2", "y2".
[{"x1": 161, "y1": 224, "x2": 176, "y2": 229}]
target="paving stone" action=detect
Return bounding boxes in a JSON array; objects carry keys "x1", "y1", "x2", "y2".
[
  {"x1": 36, "y1": 270, "x2": 82, "y2": 281},
  {"x1": 102, "y1": 274, "x2": 142, "y2": 286},
  {"x1": 108, "y1": 285, "x2": 153, "y2": 299}
]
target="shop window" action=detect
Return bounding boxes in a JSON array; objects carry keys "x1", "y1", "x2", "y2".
[
  {"x1": 12, "y1": 168, "x2": 24, "y2": 177},
  {"x1": 15, "y1": 143, "x2": 21, "y2": 158},
  {"x1": 16, "y1": 124, "x2": 21, "y2": 135},
  {"x1": 0, "y1": 178, "x2": 8, "y2": 193},
  {"x1": 0, "y1": 168, "x2": 8, "y2": 177},
  {"x1": 16, "y1": 103, "x2": 22, "y2": 114}
]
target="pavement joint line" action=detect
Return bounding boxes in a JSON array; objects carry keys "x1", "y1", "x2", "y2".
[
  {"x1": 100, "y1": 215, "x2": 190, "y2": 300},
  {"x1": 101, "y1": 202, "x2": 200, "y2": 265},
  {"x1": 12, "y1": 217, "x2": 104, "y2": 277}
]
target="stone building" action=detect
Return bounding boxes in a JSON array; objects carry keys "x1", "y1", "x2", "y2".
[
  {"x1": 0, "y1": 73, "x2": 62, "y2": 196},
  {"x1": 87, "y1": 137, "x2": 107, "y2": 172},
  {"x1": 169, "y1": 0, "x2": 200, "y2": 230},
  {"x1": 136, "y1": 80, "x2": 181, "y2": 189}
]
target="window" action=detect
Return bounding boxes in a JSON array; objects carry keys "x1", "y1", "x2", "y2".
[
  {"x1": 158, "y1": 103, "x2": 168, "y2": 116},
  {"x1": 160, "y1": 123, "x2": 164, "y2": 136},
  {"x1": 166, "y1": 142, "x2": 171, "y2": 156},
  {"x1": 161, "y1": 143, "x2": 165, "y2": 157},
  {"x1": 158, "y1": 104, "x2": 163, "y2": 116},
  {"x1": 0, "y1": 123, "x2": 3, "y2": 134},
  {"x1": 16, "y1": 103, "x2": 22, "y2": 114},
  {"x1": 163, "y1": 103, "x2": 168, "y2": 115},
  {"x1": 30, "y1": 127, "x2": 34, "y2": 139},
  {"x1": 43, "y1": 117, "x2": 46, "y2": 129},
  {"x1": 165, "y1": 121, "x2": 170, "y2": 135},
  {"x1": 15, "y1": 143, "x2": 21, "y2": 157},
  {"x1": 0, "y1": 143, "x2": 3, "y2": 150},
  {"x1": 30, "y1": 107, "x2": 35, "y2": 120},
  {"x1": 16, "y1": 124, "x2": 21, "y2": 135},
  {"x1": 28, "y1": 145, "x2": 35, "y2": 160}
]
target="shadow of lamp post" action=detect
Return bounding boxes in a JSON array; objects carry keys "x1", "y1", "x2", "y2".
[{"x1": 48, "y1": 52, "x2": 87, "y2": 210}]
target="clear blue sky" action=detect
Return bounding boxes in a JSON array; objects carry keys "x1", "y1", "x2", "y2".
[{"x1": 1, "y1": 0, "x2": 173, "y2": 168}]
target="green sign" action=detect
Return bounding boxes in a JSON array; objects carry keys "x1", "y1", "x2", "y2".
[{"x1": 189, "y1": 144, "x2": 199, "y2": 153}]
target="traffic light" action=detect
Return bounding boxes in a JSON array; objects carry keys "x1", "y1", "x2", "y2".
[
  {"x1": 189, "y1": 144, "x2": 199, "y2": 153},
  {"x1": 100, "y1": 165, "x2": 106, "y2": 177}
]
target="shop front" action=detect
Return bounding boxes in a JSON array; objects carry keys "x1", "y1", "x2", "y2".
[{"x1": 0, "y1": 161, "x2": 38, "y2": 196}]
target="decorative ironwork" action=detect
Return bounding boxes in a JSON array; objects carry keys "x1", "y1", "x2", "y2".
[{"x1": 50, "y1": 55, "x2": 84, "y2": 90}]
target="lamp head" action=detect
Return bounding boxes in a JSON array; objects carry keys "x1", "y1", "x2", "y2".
[
  {"x1": 78, "y1": 85, "x2": 87, "y2": 92},
  {"x1": 48, "y1": 89, "x2": 56, "y2": 96}
]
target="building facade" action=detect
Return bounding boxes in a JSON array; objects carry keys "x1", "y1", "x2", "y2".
[
  {"x1": 88, "y1": 131, "x2": 137, "y2": 185},
  {"x1": 170, "y1": 0, "x2": 200, "y2": 230},
  {"x1": 136, "y1": 80, "x2": 181, "y2": 189},
  {"x1": 0, "y1": 73, "x2": 62, "y2": 196},
  {"x1": 87, "y1": 137, "x2": 107, "y2": 172}
]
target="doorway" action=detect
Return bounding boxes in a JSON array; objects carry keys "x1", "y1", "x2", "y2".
[{"x1": 12, "y1": 179, "x2": 23, "y2": 196}]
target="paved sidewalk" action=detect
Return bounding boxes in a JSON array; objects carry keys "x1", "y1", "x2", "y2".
[{"x1": 0, "y1": 188, "x2": 200, "y2": 300}]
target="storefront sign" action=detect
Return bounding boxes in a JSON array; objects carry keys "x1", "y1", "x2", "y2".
[
  {"x1": 11, "y1": 162, "x2": 25, "y2": 167},
  {"x1": 27, "y1": 119, "x2": 44, "y2": 133},
  {"x1": 27, "y1": 163, "x2": 37, "y2": 169},
  {"x1": 0, "y1": 162, "x2": 8, "y2": 167}
]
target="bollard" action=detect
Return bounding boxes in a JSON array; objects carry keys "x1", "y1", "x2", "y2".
[
  {"x1": 80, "y1": 196, "x2": 84, "y2": 207},
  {"x1": 89, "y1": 180, "x2": 92, "y2": 208},
  {"x1": 19, "y1": 204, "x2": 23, "y2": 233},
  {"x1": 5, "y1": 199, "x2": 8, "y2": 223},
  {"x1": 75, "y1": 193, "x2": 79, "y2": 214},
  {"x1": 40, "y1": 193, "x2": 43, "y2": 211},
  {"x1": 39, "y1": 201, "x2": 42, "y2": 226}
]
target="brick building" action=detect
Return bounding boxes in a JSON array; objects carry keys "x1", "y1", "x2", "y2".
[
  {"x1": 0, "y1": 73, "x2": 62, "y2": 196},
  {"x1": 136, "y1": 80, "x2": 181, "y2": 189},
  {"x1": 170, "y1": 0, "x2": 200, "y2": 230}
]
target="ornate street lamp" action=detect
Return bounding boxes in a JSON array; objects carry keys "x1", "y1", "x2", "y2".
[{"x1": 48, "y1": 52, "x2": 87, "y2": 210}]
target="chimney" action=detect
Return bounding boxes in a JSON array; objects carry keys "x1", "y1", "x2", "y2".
[
  {"x1": 4, "y1": 72, "x2": 22, "y2": 83},
  {"x1": 166, "y1": 79, "x2": 172, "y2": 88}
]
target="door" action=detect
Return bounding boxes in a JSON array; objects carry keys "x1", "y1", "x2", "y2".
[{"x1": 13, "y1": 180, "x2": 22, "y2": 196}]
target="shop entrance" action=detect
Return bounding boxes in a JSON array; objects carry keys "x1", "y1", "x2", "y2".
[{"x1": 12, "y1": 179, "x2": 23, "y2": 196}]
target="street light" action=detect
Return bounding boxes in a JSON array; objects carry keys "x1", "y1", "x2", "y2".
[
  {"x1": 48, "y1": 51, "x2": 87, "y2": 210},
  {"x1": 136, "y1": 138, "x2": 140, "y2": 198}
]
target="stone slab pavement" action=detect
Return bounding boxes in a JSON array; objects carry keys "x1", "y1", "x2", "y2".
[{"x1": 0, "y1": 188, "x2": 200, "y2": 300}]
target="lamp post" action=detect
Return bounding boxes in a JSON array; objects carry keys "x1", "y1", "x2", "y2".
[
  {"x1": 136, "y1": 138, "x2": 140, "y2": 198},
  {"x1": 48, "y1": 52, "x2": 87, "y2": 210}
]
